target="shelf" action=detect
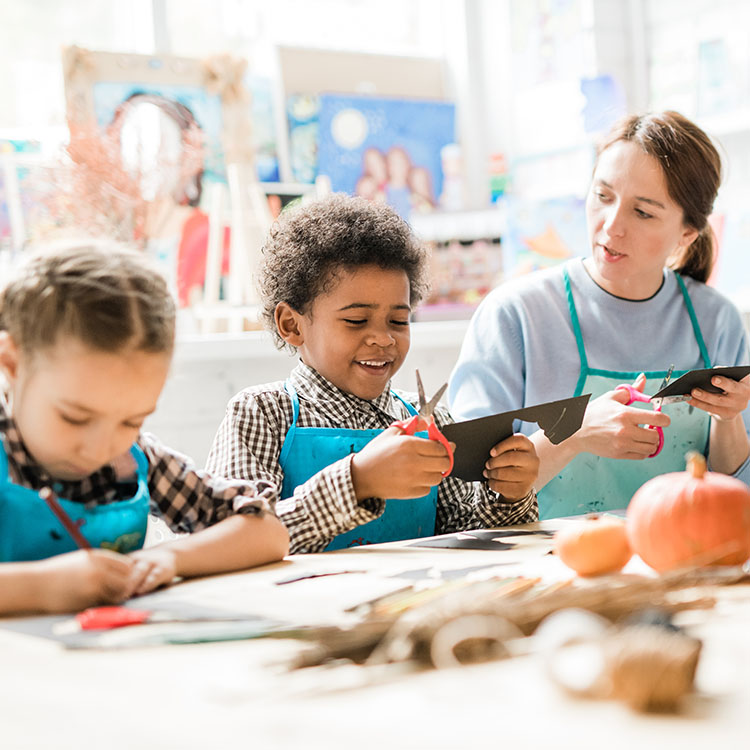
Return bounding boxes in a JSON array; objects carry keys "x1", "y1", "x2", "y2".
[
  {"x1": 408, "y1": 207, "x2": 507, "y2": 242},
  {"x1": 260, "y1": 181, "x2": 316, "y2": 195}
]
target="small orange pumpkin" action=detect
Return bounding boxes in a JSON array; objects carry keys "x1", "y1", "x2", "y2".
[
  {"x1": 554, "y1": 515, "x2": 632, "y2": 577},
  {"x1": 627, "y1": 452, "x2": 750, "y2": 572}
]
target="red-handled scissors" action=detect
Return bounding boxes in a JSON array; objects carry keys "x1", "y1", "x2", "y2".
[
  {"x1": 392, "y1": 370, "x2": 454, "y2": 477},
  {"x1": 615, "y1": 365, "x2": 674, "y2": 458}
]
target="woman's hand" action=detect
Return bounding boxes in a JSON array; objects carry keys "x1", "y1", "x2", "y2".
[
  {"x1": 484, "y1": 433, "x2": 539, "y2": 500},
  {"x1": 574, "y1": 373, "x2": 670, "y2": 460},
  {"x1": 689, "y1": 374, "x2": 750, "y2": 422}
]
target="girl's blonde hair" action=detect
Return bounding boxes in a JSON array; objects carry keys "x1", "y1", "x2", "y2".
[{"x1": 0, "y1": 244, "x2": 175, "y2": 355}]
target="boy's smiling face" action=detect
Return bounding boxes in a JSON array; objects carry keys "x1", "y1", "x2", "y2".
[{"x1": 278, "y1": 264, "x2": 411, "y2": 400}]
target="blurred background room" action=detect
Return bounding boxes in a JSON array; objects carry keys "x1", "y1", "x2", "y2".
[{"x1": 1, "y1": 0, "x2": 749, "y2": 463}]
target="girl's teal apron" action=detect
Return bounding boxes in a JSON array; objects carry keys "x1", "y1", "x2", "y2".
[
  {"x1": 538, "y1": 269, "x2": 712, "y2": 519},
  {"x1": 279, "y1": 382, "x2": 438, "y2": 550},
  {"x1": 0, "y1": 442, "x2": 150, "y2": 562}
]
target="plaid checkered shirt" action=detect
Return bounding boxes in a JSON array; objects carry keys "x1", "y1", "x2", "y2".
[
  {"x1": 206, "y1": 361, "x2": 538, "y2": 553},
  {"x1": 0, "y1": 395, "x2": 277, "y2": 533}
]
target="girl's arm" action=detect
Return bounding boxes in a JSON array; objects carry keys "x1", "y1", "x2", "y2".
[
  {"x1": 0, "y1": 549, "x2": 136, "y2": 615},
  {"x1": 207, "y1": 389, "x2": 387, "y2": 554},
  {"x1": 128, "y1": 512, "x2": 288, "y2": 595}
]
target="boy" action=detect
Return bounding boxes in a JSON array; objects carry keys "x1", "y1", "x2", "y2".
[{"x1": 207, "y1": 195, "x2": 538, "y2": 553}]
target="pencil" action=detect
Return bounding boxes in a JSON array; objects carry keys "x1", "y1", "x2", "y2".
[{"x1": 40, "y1": 487, "x2": 92, "y2": 550}]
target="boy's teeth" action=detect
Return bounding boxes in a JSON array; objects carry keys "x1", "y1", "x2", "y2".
[{"x1": 360, "y1": 360, "x2": 386, "y2": 366}]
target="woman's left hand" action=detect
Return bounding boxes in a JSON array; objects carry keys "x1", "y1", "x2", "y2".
[{"x1": 689, "y1": 374, "x2": 750, "y2": 422}]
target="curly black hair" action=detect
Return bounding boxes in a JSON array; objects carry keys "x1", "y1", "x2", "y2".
[{"x1": 259, "y1": 193, "x2": 430, "y2": 350}]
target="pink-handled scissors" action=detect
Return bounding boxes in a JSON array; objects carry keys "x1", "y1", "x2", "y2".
[
  {"x1": 392, "y1": 370, "x2": 454, "y2": 477},
  {"x1": 615, "y1": 365, "x2": 674, "y2": 458}
]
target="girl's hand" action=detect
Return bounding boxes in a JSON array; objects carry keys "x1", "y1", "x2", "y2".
[
  {"x1": 36, "y1": 549, "x2": 136, "y2": 613},
  {"x1": 351, "y1": 425, "x2": 452, "y2": 500},
  {"x1": 688, "y1": 374, "x2": 750, "y2": 422},
  {"x1": 575, "y1": 373, "x2": 670, "y2": 460},
  {"x1": 484, "y1": 433, "x2": 539, "y2": 500},
  {"x1": 127, "y1": 548, "x2": 178, "y2": 596}
]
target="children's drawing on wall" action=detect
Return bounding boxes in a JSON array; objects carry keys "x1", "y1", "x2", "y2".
[
  {"x1": 246, "y1": 75, "x2": 280, "y2": 183},
  {"x1": 0, "y1": 139, "x2": 53, "y2": 249},
  {"x1": 503, "y1": 195, "x2": 588, "y2": 277},
  {"x1": 88, "y1": 86, "x2": 214, "y2": 300},
  {"x1": 93, "y1": 81, "x2": 224, "y2": 183},
  {"x1": 317, "y1": 94, "x2": 455, "y2": 220},
  {"x1": 287, "y1": 94, "x2": 320, "y2": 184}
]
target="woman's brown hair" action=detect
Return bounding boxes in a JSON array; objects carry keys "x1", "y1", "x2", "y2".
[
  {"x1": 0, "y1": 244, "x2": 176, "y2": 355},
  {"x1": 596, "y1": 111, "x2": 722, "y2": 282}
]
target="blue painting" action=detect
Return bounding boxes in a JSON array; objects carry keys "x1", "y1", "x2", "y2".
[
  {"x1": 317, "y1": 94, "x2": 455, "y2": 219},
  {"x1": 92, "y1": 81, "x2": 226, "y2": 184},
  {"x1": 246, "y1": 75, "x2": 280, "y2": 183},
  {"x1": 286, "y1": 94, "x2": 320, "y2": 184}
]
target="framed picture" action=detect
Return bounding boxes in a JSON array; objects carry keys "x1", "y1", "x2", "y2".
[
  {"x1": 62, "y1": 46, "x2": 267, "y2": 315},
  {"x1": 317, "y1": 93, "x2": 455, "y2": 220}
]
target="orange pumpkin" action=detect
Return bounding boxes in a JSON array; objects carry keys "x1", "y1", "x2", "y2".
[
  {"x1": 554, "y1": 515, "x2": 632, "y2": 577},
  {"x1": 627, "y1": 452, "x2": 750, "y2": 572}
]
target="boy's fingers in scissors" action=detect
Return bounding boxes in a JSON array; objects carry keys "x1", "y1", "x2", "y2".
[{"x1": 402, "y1": 433, "x2": 453, "y2": 458}]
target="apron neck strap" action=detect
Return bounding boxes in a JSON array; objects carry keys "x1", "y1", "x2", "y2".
[
  {"x1": 563, "y1": 268, "x2": 590, "y2": 385},
  {"x1": 673, "y1": 271, "x2": 712, "y2": 368},
  {"x1": 391, "y1": 390, "x2": 418, "y2": 417}
]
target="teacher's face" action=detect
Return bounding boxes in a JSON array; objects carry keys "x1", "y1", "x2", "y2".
[{"x1": 585, "y1": 140, "x2": 698, "y2": 300}]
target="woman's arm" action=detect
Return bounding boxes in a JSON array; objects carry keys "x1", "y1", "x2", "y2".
[{"x1": 694, "y1": 373, "x2": 750, "y2": 475}]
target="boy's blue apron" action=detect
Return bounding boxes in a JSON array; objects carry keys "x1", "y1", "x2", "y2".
[
  {"x1": 279, "y1": 382, "x2": 438, "y2": 550},
  {"x1": 538, "y1": 269, "x2": 712, "y2": 520},
  {"x1": 0, "y1": 442, "x2": 150, "y2": 562}
]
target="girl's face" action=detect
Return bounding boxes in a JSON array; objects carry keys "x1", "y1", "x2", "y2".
[
  {"x1": 585, "y1": 140, "x2": 699, "y2": 299},
  {"x1": 1, "y1": 334, "x2": 171, "y2": 480},
  {"x1": 280, "y1": 265, "x2": 411, "y2": 400}
]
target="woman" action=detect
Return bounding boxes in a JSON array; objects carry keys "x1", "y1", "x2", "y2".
[{"x1": 449, "y1": 111, "x2": 750, "y2": 518}]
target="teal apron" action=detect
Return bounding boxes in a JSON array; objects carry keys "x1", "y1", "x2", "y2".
[
  {"x1": 538, "y1": 269, "x2": 711, "y2": 519},
  {"x1": 279, "y1": 382, "x2": 438, "y2": 550},
  {"x1": 0, "y1": 442, "x2": 150, "y2": 562}
]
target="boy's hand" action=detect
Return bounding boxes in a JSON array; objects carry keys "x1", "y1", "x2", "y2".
[
  {"x1": 484, "y1": 433, "x2": 539, "y2": 500},
  {"x1": 351, "y1": 425, "x2": 452, "y2": 500},
  {"x1": 127, "y1": 548, "x2": 178, "y2": 596},
  {"x1": 35, "y1": 549, "x2": 136, "y2": 613}
]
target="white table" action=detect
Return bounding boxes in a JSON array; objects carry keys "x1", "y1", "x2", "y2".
[{"x1": 2, "y1": 521, "x2": 750, "y2": 750}]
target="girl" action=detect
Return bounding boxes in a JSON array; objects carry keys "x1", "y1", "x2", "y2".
[
  {"x1": 0, "y1": 245, "x2": 288, "y2": 615},
  {"x1": 449, "y1": 111, "x2": 750, "y2": 518}
]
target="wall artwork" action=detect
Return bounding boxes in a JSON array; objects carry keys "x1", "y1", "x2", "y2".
[
  {"x1": 286, "y1": 94, "x2": 320, "y2": 184},
  {"x1": 317, "y1": 94, "x2": 455, "y2": 219},
  {"x1": 62, "y1": 47, "x2": 268, "y2": 320},
  {"x1": 503, "y1": 195, "x2": 588, "y2": 277}
]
